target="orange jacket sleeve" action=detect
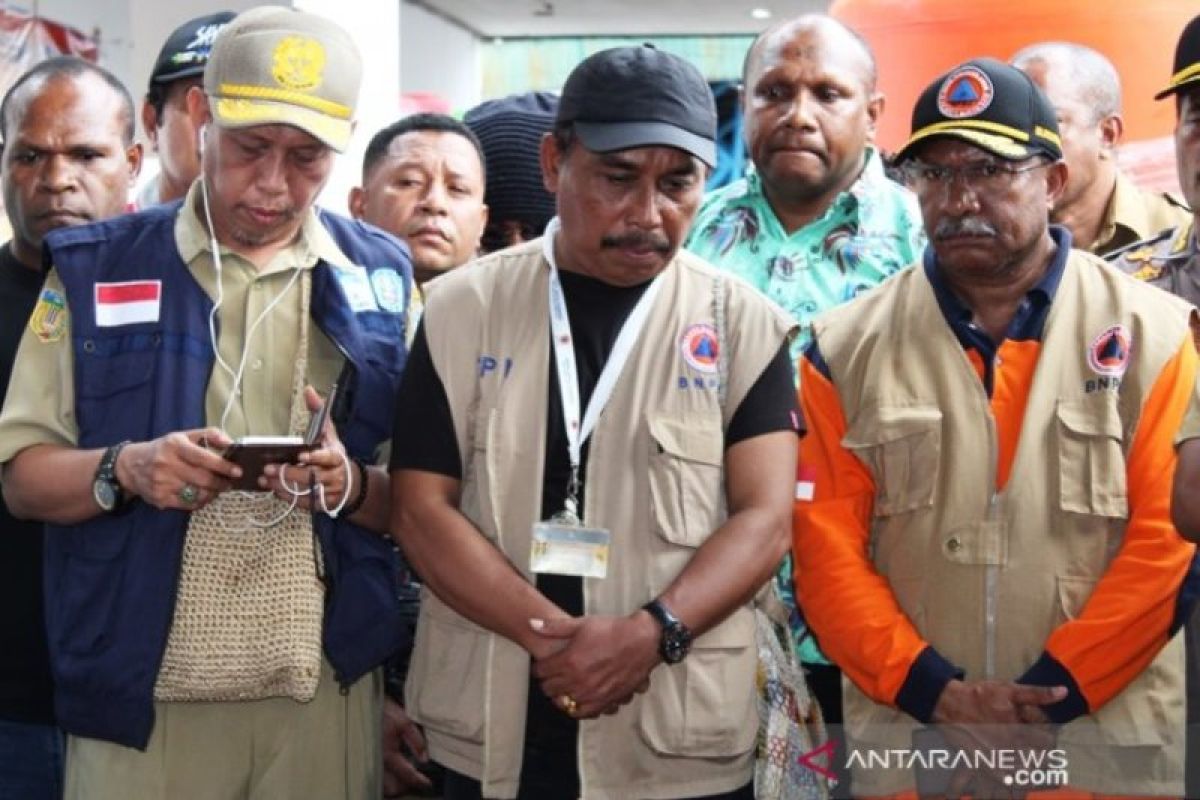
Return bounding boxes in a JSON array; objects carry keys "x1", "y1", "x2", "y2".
[
  {"x1": 1018, "y1": 335, "x2": 1199, "y2": 721},
  {"x1": 793, "y1": 347, "x2": 963, "y2": 723}
]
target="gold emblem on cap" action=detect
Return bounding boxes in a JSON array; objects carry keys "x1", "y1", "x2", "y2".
[{"x1": 271, "y1": 36, "x2": 325, "y2": 92}]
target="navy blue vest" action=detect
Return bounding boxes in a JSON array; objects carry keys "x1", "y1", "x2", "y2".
[{"x1": 43, "y1": 202, "x2": 412, "y2": 748}]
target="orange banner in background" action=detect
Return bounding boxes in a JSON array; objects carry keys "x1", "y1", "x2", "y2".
[{"x1": 831, "y1": 0, "x2": 1196, "y2": 193}]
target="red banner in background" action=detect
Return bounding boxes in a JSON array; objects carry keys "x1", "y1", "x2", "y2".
[{"x1": 0, "y1": 7, "x2": 97, "y2": 99}]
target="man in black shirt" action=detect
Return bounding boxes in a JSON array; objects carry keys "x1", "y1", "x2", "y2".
[
  {"x1": 391, "y1": 45, "x2": 800, "y2": 800},
  {"x1": 0, "y1": 57, "x2": 140, "y2": 800}
]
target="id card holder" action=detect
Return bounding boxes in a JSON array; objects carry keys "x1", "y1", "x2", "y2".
[{"x1": 530, "y1": 520, "x2": 611, "y2": 579}]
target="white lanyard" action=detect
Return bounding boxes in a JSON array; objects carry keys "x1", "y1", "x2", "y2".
[{"x1": 541, "y1": 218, "x2": 663, "y2": 520}]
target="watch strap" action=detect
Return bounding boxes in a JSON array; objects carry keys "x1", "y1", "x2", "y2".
[
  {"x1": 642, "y1": 598, "x2": 692, "y2": 663},
  {"x1": 96, "y1": 440, "x2": 131, "y2": 506},
  {"x1": 642, "y1": 598, "x2": 680, "y2": 629}
]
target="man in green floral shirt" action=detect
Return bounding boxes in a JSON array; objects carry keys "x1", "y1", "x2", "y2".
[
  {"x1": 686, "y1": 16, "x2": 925, "y2": 792},
  {"x1": 688, "y1": 16, "x2": 924, "y2": 364}
]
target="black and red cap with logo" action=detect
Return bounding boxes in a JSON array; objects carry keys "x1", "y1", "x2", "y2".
[{"x1": 894, "y1": 57, "x2": 1062, "y2": 163}]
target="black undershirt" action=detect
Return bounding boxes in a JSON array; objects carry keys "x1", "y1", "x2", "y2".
[
  {"x1": 390, "y1": 269, "x2": 799, "y2": 796},
  {"x1": 0, "y1": 242, "x2": 55, "y2": 725}
]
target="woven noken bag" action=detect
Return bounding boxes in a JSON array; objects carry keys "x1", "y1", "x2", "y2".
[{"x1": 155, "y1": 271, "x2": 325, "y2": 703}]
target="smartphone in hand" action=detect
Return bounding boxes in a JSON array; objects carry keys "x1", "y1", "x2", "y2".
[{"x1": 222, "y1": 383, "x2": 338, "y2": 491}]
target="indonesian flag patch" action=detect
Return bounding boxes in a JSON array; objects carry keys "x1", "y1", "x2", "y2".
[
  {"x1": 795, "y1": 463, "x2": 816, "y2": 502},
  {"x1": 94, "y1": 280, "x2": 161, "y2": 327}
]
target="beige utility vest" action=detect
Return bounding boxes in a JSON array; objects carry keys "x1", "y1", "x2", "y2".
[
  {"x1": 815, "y1": 250, "x2": 1192, "y2": 796},
  {"x1": 406, "y1": 240, "x2": 794, "y2": 799}
]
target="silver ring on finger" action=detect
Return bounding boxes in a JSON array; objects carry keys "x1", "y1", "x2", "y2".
[{"x1": 178, "y1": 484, "x2": 199, "y2": 505}]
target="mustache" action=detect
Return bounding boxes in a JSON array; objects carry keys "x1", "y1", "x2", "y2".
[
  {"x1": 600, "y1": 232, "x2": 671, "y2": 252},
  {"x1": 934, "y1": 216, "x2": 998, "y2": 239}
]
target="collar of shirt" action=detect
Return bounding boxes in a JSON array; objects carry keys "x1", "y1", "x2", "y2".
[
  {"x1": 1173, "y1": 218, "x2": 1197, "y2": 259},
  {"x1": 1100, "y1": 171, "x2": 1159, "y2": 249},
  {"x1": 173, "y1": 180, "x2": 354, "y2": 274},
  {"x1": 925, "y1": 224, "x2": 1072, "y2": 349}
]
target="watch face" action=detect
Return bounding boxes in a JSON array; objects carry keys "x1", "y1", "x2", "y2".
[
  {"x1": 93, "y1": 479, "x2": 117, "y2": 512},
  {"x1": 662, "y1": 625, "x2": 690, "y2": 664}
]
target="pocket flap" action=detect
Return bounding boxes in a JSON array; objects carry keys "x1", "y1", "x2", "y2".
[
  {"x1": 1057, "y1": 397, "x2": 1123, "y2": 439},
  {"x1": 842, "y1": 405, "x2": 943, "y2": 449},
  {"x1": 647, "y1": 413, "x2": 723, "y2": 466},
  {"x1": 694, "y1": 607, "x2": 755, "y2": 649}
]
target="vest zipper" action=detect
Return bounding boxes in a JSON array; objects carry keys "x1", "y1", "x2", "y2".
[
  {"x1": 983, "y1": 366, "x2": 1000, "y2": 679},
  {"x1": 314, "y1": 317, "x2": 357, "y2": 695},
  {"x1": 984, "y1": 491, "x2": 999, "y2": 679}
]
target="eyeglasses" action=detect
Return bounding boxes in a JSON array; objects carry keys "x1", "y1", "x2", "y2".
[{"x1": 902, "y1": 159, "x2": 1050, "y2": 190}]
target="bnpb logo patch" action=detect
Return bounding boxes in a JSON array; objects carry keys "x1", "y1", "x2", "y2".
[
  {"x1": 1087, "y1": 324, "x2": 1131, "y2": 377},
  {"x1": 937, "y1": 66, "x2": 995, "y2": 119},
  {"x1": 679, "y1": 323, "x2": 719, "y2": 374}
]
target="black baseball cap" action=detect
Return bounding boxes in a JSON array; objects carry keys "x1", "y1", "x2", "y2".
[
  {"x1": 894, "y1": 57, "x2": 1062, "y2": 163},
  {"x1": 556, "y1": 45, "x2": 717, "y2": 167},
  {"x1": 149, "y1": 11, "x2": 236, "y2": 87},
  {"x1": 1155, "y1": 14, "x2": 1200, "y2": 100}
]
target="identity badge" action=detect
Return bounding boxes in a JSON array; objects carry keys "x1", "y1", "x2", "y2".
[
  {"x1": 530, "y1": 521, "x2": 611, "y2": 579},
  {"x1": 333, "y1": 266, "x2": 380, "y2": 313},
  {"x1": 370, "y1": 269, "x2": 407, "y2": 313}
]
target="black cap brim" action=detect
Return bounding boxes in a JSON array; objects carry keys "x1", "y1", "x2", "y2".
[
  {"x1": 1155, "y1": 72, "x2": 1200, "y2": 100},
  {"x1": 152, "y1": 65, "x2": 206, "y2": 85},
  {"x1": 895, "y1": 127, "x2": 1042, "y2": 164},
  {"x1": 574, "y1": 120, "x2": 716, "y2": 168}
]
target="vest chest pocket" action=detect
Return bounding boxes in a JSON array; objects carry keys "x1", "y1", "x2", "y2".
[
  {"x1": 76, "y1": 335, "x2": 160, "y2": 441},
  {"x1": 1056, "y1": 398, "x2": 1128, "y2": 518},
  {"x1": 646, "y1": 412, "x2": 725, "y2": 547},
  {"x1": 842, "y1": 406, "x2": 942, "y2": 516}
]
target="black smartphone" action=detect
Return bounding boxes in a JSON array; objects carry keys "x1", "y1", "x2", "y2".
[{"x1": 221, "y1": 383, "x2": 338, "y2": 490}]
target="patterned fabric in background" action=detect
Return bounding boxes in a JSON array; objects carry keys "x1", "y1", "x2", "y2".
[{"x1": 686, "y1": 147, "x2": 927, "y2": 665}]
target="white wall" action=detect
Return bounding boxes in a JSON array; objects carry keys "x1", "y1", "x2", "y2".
[
  {"x1": 297, "y1": 0, "x2": 402, "y2": 213},
  {"x1": 21, "y1": 0, "x2": 478, "y2": 212},
  {"x1": 36, "y1": 0, "x2": 273, "y2": 120},
  {"x1": 399, "y1": 1, "x2": 481, "y2": 113}
]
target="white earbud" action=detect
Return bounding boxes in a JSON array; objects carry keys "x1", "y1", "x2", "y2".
[{"x1": 198, "y1": 123, "x2": 209, "y2": 157}]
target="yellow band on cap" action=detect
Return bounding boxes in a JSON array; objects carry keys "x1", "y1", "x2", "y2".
[
  {"x1": 904, "y1": 126, "x2": 1030, "y2": 159},
  {"x1": 908, "y1": 118, "x2": 1060, "y2": 151},
  {"x1": 217, "y1": 82, "x2": 351, "y2": 120},
  {"x1": 1033, "y1": 125, "x2": 1062, "y2": 147},
  {"x1": 1167, "y1": 62, "x2": 1200, "y2": 90},
  {"x1": 214, "y1": 97, "x2": 351, "y2": 151},
  {"x1": 915, "y1": 118, "x2": 1030, "y2": 142}
]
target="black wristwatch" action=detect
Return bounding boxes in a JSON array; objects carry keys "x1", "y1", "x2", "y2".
[
  {"x1": 642, "y1": 598, "x2": 692, "y2": 664},
  {"x1": 92, "y1": 441, "x2": 131, "y2": 513}
]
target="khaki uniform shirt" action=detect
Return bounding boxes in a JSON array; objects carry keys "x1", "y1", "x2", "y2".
[
  {"x1": 0, "y1": 181, "x2": 347, "y2": 461},
  {"x1": 1094, "y1": 172, "x2": 1191, "y2": 257}
]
